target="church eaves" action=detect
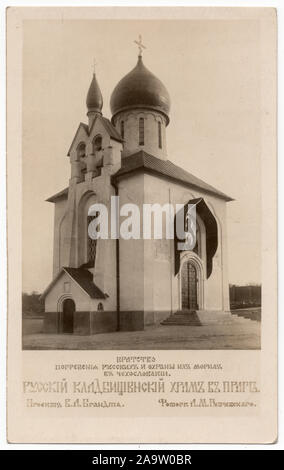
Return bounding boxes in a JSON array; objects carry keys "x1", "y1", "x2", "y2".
[
  {"x1": 113, "y1": 150, "x2": 233, "y2": 202},
  {"x1": 41, "y1": 267, "x2": 107, "y2": 300}
]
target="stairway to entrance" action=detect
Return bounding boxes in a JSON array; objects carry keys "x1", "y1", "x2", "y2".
[
  {"x1": 161, "y1": 311, "x2": 202, "y2": 326},
  {"x1": 161, "y1": 310, "x2": 258, "y2": 326}
]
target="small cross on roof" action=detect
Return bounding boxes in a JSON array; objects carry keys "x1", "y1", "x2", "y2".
[{"x1": 134, "y1": 35, "x2": 146, "y2": 57}]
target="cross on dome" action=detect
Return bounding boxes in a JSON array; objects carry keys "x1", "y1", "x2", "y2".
[{"x1": 134, "y1": 34, "x2": 146, "y2": 57}]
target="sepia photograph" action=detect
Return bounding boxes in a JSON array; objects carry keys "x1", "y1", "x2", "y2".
[
  {"x1": 6, "y1": 5, "x2": 277, "y2": 445},
  {"x1": 21, "y1": 16, "x2": 263, "y2": 350}
]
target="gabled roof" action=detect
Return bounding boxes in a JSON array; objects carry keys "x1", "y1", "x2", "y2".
[
  {"x1": 46, "y1": 151, "x2": 232, "y2": 203},
  {"x1": 100, "y1": 117, "x2": 124, "y2": 143},
  {"x1": 46, "y1": 187, "x2": 68, "y2": 203},
  {"x1": 113, "y1": 150, "x2": 233, "y2": 201},
  {"x1": 67, "y1": 122, "x2": 89, "y2": 156},
  {"x1": 41, "y1": 267, "x2": 107, "y2": 300},
  {"x1": 67, "y1": 117, "x2": 123, "y2": 156}
]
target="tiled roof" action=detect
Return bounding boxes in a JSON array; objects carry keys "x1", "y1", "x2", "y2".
[
  {"x1": 41, "y1": 267, "x2": 107, "y2": 300},
  {"x1": 114, "y1": 151, "x2": 233, "y2": 201},
  {"x1": 46, "y1": 152, "x2": 232, "y2": 203},
  {"x1": 63, "y1": 267, "x2": 107, "y2": 299}
]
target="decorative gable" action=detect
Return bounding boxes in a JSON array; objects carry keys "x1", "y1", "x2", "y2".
[{"x1": 67, "y1": 122, "x2": 89, "y2": 160}]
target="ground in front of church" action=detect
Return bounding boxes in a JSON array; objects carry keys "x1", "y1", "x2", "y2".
[{"x1": 22, "y1": 309, "x2": 261, "y2": 350}]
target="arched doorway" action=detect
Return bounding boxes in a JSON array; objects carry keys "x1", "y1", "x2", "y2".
[
  {"x1": 181, "y1": 261, "x2": 198, "y2": 311},
  {"x1": 62, "y1": 299, "x2": 75, "y2": 333}
]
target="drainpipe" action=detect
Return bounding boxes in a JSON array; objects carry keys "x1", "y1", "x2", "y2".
[{"x1": 111, "y1": 179, "x2": 120, "y2": 331}]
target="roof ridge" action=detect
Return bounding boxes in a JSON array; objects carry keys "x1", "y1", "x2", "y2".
[
  {"x1": 63, "y1": 267, "x2": 107, "y2": 299},
  {"x1": 67, "y1": 122, "x2": 89, "y2": 156}
]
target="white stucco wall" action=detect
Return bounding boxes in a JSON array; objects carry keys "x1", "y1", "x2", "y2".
[
  {"x1": 52, "y1": 197, "x2": 68, "y2": 277},
  {"x1": 113, "y1": 109, "x2": 167, "y2": 160},
  {"x1": 143, "y1": 173, "x2": 230, "y2": 311},
  {"x1": 117, "y1": 171, "x2": 230, "y2": 313},
  {"x1": 45, "y1": 273, "x2": 100, "y2": 312},
  {"x1": 45, "y1": 271, "x2": 112, "y2": 312},
  {"x1": 118, "y1": 172, "x2": 146, "y2": 311}
]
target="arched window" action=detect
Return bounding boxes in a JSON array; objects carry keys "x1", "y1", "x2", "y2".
[
  {"x1": 87, "y1": 214, "x2": 97, "y2": 266},
  {"x1": 139, "y1": 117, "x2": 144, "y2": 146},
  {"x1": 181, "y1": 261, "x2": 198, "y2": 310},
  {"x1": 158, "y1": 121, "x2": 162, "y2": 149},
  {"x1": 77, "y1": 142, "x2": 86, "y2": 175},
  {"x1": 120, "y1": 120, "x2": 124, "y2": 140},
  {"x1": 93, "y1": 135, "x2": 102, "y2": 153},
  {"x1": 77, "y1": 142, "x2": 86, "y2": 159}
]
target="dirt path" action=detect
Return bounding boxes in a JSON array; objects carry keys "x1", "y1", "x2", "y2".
[{"x1": 23, "y1": 321, "x2": 261, "y2": 350}]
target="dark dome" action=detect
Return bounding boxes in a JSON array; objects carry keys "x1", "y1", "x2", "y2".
[
  {"x1": 110, "y1": 56, "x2": 171, "y2": 124},
  {"x1": 86, "y1": 73, "x2": 103, "y2": 113}
]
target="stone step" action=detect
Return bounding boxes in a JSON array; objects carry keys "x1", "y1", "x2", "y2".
[
  {"x1": 161, "y1": 310, "x2": 256, "y2": 327},
  {"x1": 196, "y1": 311, "x2": 254, "y2": 324},
  {"x1": 162, "y1": 322, "x2": 202, "y2": 326},
  {"x1": 161, "y1": 320, "x2": 201, "y2": 325},
  {"x1": 231, "y1": 311, "x2": 261, "y2": 322}
]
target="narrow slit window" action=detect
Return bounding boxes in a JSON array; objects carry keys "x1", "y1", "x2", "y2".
[
  {"x1": 77, "y1": 142, "x2": 86, "y2": 159},
  {"x1": 87, "y1": 214, "x2": 97, "y2": 266},
  {"x1": 77, "y1": 142, "x2": 86, "y2": 174},
  {"x1": 158, "y1": 122, "x2": 162, "y2": 149},
  {"x1": 120, "y1": 120, "x2": 124, "y2": 140},
  {"x1": 93, "y1": 135, "x2": 102, "y2": 153},
  {"x1": 139, "y1": 118, "x2": 144, "y2": 146}
]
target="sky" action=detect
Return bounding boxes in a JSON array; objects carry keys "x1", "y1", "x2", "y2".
[{"x1": 22, "y1": 17, "x2": 262, "y2": 293}]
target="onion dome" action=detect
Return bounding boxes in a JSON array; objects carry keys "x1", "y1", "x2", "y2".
[
  {"x1": 110, "y1": 56, "x2": 171, "y2": 125},
  {"x1": 86, "y1": 73, "x2": 103, "y2": 114}
]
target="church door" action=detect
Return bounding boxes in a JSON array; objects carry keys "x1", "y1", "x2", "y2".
[
  {"x1": 181, "y1": 261, "x2": 198, "y2": 311},
  {"x1": 62, "y1": 299, "x2": 75, "y2": 333}
]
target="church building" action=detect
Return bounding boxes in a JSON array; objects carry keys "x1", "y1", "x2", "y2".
[{"x1": 42, "y1": 46, "x2": 232, "y2": 335}]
